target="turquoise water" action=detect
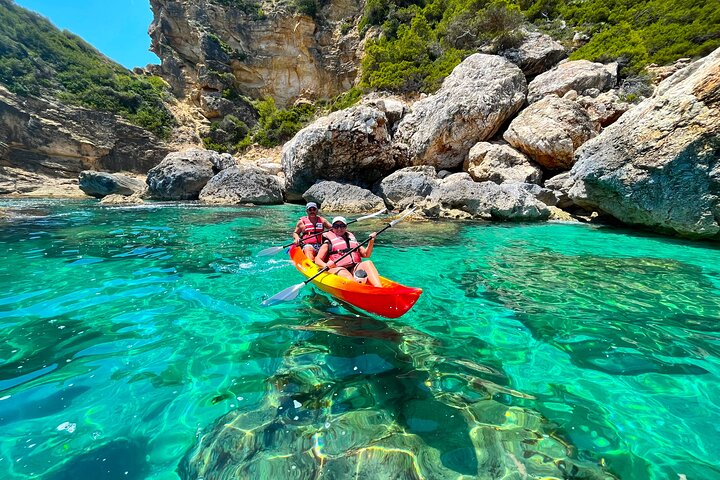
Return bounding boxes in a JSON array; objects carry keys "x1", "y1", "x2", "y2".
[{"x1": 0, "y1": 198, "x2": 719, "y2": 479}]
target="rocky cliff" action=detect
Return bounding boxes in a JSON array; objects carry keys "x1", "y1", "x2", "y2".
[
  {"x1": 149, "y1": 0, "x2": 363, "y2": 110},
  {"x1": 0, "y1": 86, "x2": 170, "y2": 196}
]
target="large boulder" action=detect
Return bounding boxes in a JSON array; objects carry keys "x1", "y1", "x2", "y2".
[
  {"x1": 569, "y1": 48, "x2": 720, "y2": 239},
  {"x1": 464, "y1": 142, "x2": 542, "y2": 185},
  {"x1": 78, "y1": 171, "x2": 146, "y2": 198},
  {"x1": 500, "y1": 30, "x2": 566, "y2": 77},
  {"x1": 527, "y1": 60, "x2": 617, "y2": 103},
  {"x1": 303, "y1": 181, "x2": 385, "y2": 213},
  {"x1": 146, "y1": 148, "x2": 235, "y2": 200},
  {"x1": 575, "y1": 90, "x2": 631, "y2": 128},
  {"x1": 376, "y1": 166, "x2": 439, "y2": 210},
  {"x1": 504, "y1": 96, "x2": 597, "y2": 170},
  {"x1": 199, "y1": 166, "x2": 283, "y2": 204},
  {"x1": 393, "y1": 54, "x2": 527, "y2": 170},
  {"x1": 281, "y1": 106, "x2": 395, "y2": 200},
  {"x1": 425, "y1": 176, "x2": 550, "y2": 221}
]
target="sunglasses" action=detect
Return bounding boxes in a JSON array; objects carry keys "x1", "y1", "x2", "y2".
[
  {"x1": 307, "y1": 207, "x2": 317, "y2": 211},
  {"x1": 332, "y1": 224, "x2": 347, "y2": 228}
]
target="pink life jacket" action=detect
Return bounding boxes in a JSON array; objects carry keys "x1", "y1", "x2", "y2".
[
  {"x1": 325, "y1": 231, "x2": 361, "y2": 268},
  {"x1": 300, "y1": 215, "x2": 326, "y2": 245}
]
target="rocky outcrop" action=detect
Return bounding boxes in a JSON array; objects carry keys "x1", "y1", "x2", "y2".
[
  {"x1": 500, "y1": 30, "x2": 566, "y2": 77},
  {"x1": 574, "y1": 90, "x2": 631, "y2": 128},
  {"x1": 569, "y1": 48, "x2": 720, "y2": 238},
  {"x1": 99, "y1": 193, "x2": 145, "y2": 205},
  {"x1": 376, "y1": 166, "x2": 439, "y2": 210},
  {"x1": 199, "y1": 165, "x2": 283, "y2": 204},
  {"x1": 464, "y1": 142, "x2": 542, "y2": 185},
  {"x1": 504, "y1": 96, "x2": 597, "y2": 170},
  {"x1": 149, "y1": 0, "x2": 362, "y2": 108},
  {"x1": 281, "y1": 106, "x2": 395, "y2": 200},
  {"x1": 424, "y1": 175, "x2": 550, "y2": 221},
  {"x1": 146, "y1": 148, "x2": 235, "y2": 200},
  {"x1": 78, "y1": 171, "x2": 146, "y2": 198},
  {"x1": 393, "y1": 54, "x2": 527, "y2": 170},
  {"x1": 303, "y1": 180, "x2": 385, "y2": 213},
  {"x1": 527, "y1": 60, "x2": 617, "y2": 103},
  {"x1": 0, "y1": 86, "x2": 170, "y2": 195}
]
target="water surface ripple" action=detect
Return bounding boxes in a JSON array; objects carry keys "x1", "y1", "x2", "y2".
[{"x1": 0, "y1": 199, "x2": 718, "y2": 479}]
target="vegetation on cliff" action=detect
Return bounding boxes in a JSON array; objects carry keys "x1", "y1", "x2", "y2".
[
  {"x1": 360, "y1": 0, "x2": 720, "y2": 93},
  {"x1": 0, "y1": 0, "x2": 174, "y2": 138}
]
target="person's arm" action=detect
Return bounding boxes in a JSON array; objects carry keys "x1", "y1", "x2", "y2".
[
  {"x1": 293, "y1": 221, "x2": 304, "y2": 245},
  {"x1": 322, "y1": 218, "x2": 332, "y2": 229},
  {"x1": 315, "y1": 241, "x2": 332, "y2": 268},
  {"x1": 360, "y1": 232, "x2": 377, "y2": 258}
]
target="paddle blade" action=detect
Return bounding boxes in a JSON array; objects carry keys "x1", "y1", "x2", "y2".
[
  {"x1": 257, "y1": 245, "x2": 284, "y2": 257},
  {"x1": 354, "y1": 208, "x2": 387, "y2": 223},
  {"x1": 261, "y1": 283, "x2": 305, "y2": 306},
  {"x1": 390, "y1": 207, "x2": 417, "y2": 226}
]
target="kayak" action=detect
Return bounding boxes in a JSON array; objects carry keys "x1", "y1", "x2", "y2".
[{"x1": 289, "y1": 245, "x2": 422, "y2": 318}]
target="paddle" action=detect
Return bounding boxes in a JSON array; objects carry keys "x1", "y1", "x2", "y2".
[
  {"x1": 262, "y1": 208, "x2": 416, "y2": 306},
  {"x1": 256, "y1": 207, "x2": 387, "y2": 257}
]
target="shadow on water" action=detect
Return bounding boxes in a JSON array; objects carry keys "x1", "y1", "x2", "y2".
[
  {"x1": 45, "y1": 438, "x2": 150, "y2": 480},
  {"x1": 179, "y1": 303, "x2": 616, "y2": 479}
]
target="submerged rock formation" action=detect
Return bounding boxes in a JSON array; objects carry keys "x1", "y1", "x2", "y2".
[
  {"x1": 180, "y1": 315, "x2": 615, "y2": 479},
  {"x1": 569, "y1": 47, "x2": 720, "y2": 238}
]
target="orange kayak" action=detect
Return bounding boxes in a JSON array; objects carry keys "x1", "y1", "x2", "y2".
[{"x1": 289, "y1": 245, "x2": 422, "y2": 318}]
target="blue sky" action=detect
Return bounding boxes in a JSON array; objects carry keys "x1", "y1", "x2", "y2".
[{"x1": 14, "y1": 0, "x2": 160, "y2": 69}]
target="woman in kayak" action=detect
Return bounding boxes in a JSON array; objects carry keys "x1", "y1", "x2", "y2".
[
  {"x1": 314, "y1": 216, "x2": 383, "y2": 287},
  {"x1": 292, "y1": 202, "x2": 332, "y2": 261}
]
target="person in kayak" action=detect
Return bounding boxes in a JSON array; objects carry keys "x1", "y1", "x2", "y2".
[
  {"x1": 293, "y1": 202, "x2": 332, "y2": 261},
  {"x1": 314, "y1": 216, "x2": 382, "y2": 287}
]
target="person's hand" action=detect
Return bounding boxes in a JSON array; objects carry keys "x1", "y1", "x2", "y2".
[
  {"x1": 327, "y1": 260, "x2": 335, "y2": 268},
  {"x1": 369, "y1": 232, "x2": 377, "y2": 239}
]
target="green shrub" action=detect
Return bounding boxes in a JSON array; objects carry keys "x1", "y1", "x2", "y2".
[{"x1": 0, "y1": 1, "x2": 174, "y2": 138}]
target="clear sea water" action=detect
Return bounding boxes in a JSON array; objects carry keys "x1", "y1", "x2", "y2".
[{"x1": 0, "y1": 198, "x2": 719, "y2": 479}]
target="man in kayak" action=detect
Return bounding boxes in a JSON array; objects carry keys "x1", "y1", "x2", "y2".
[
  {"x1": 314, "y1": 216, "x2": 382, "y2": 287},
  {"x1": 292, "y1": 202, "x2": 332, "y2": 261}
]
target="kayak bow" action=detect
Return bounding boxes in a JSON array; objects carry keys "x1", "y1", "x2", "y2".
[{"x1": 289, "y1": 245, "x2": 422, "y2": 318}]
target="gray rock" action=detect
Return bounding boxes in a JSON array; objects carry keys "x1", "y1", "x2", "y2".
[
  {"x1": 569, "y1": 47, "x2": 720, "y2": 238},
  {"x1": 361, "y1": 94, "x2": 409, "y2": 134},
  {"x1": 504, "y1": 96, "x2": 597, "y2": 170},
  {"x1": 281, "y1": 106, "x2": 395, "y2": 200},
  {"x1": 393, "y1": 54, "x2": 527, "y2": 169},
  {"x1": 464, "y1": 142, "x2": 542, "y2": 185},
  {"x1": 544, "y1": 172, "x2": 575, "y2": 209},
  {"x1": 99, "y1": 193, "x2": 145, "y2": 205},
  {"x1": 576, "y1": 89, "x2": 632, "y2": 128},
  {"x1": 377, "y1": 166, "x2": 439, "y2": 210},
  {"x1": 146, "y1": 148, "x2": 235, "y2": 200},
  {"x1": 527, "y1": 60, "x2": 616, "y2": 103},
  {"x1": 500, "y1": 30, "x2": 566, "y2": 77},
  {"x1": 303, "y1": 181, "x2": 385, "y2": 213},
  {"x1": 78, "y1": 171, "x2": 146, "y2": 198},
  {"x1": 426, "y1": 177, "x2": 549, "y2": 221},
  {"x1": 199, "y1": 166, "x2": 283, "y2": 204}
]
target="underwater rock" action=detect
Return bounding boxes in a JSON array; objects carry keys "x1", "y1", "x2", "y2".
[{"x1": 180, "y1": 315, "x2": 615, "y2": 479}]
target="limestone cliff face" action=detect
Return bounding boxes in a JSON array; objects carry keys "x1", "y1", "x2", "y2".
[
  {"x1": 0, "y1": 86, "x2": 170, "y2": 195},
  {"x1": 149, "y1": 0, "x2": 363, "y2": 109}
]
